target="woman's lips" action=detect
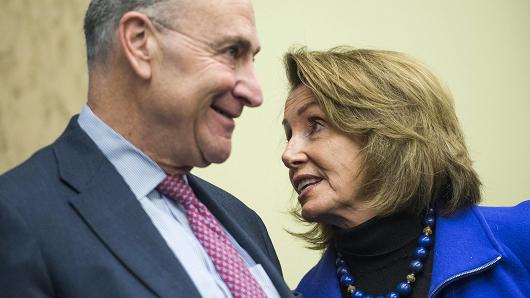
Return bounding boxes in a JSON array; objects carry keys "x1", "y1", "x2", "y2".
[{"x1": 298, "y1": 180, "x2": 321, "y2": 203}]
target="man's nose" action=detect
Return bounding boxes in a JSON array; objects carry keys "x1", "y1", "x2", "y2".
[{"x1": 233, "y1": 62, "x2": 263, "y2": 107}]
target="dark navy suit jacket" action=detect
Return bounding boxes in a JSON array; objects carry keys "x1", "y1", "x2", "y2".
[{"x1": 0, "y1": 117, "x2": 295, "y2": 298}]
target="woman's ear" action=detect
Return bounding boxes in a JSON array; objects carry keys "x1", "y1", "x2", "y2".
[{"x1": 118, "y1": 12, "x2": 158, "y2": 80}]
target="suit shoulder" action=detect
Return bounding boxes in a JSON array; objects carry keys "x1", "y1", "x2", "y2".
[{"x1": 0, "y1": 144, "x2": 57, "y2": 198}]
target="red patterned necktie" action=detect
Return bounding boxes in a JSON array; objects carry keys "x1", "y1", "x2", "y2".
[{"x1": 157, "y1": 176, "x2": 267, "y2": 298}]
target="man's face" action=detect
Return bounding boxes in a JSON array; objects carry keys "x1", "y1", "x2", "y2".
[{"x1": 144, "y1": 0, "x2": 262, "y2": 171}]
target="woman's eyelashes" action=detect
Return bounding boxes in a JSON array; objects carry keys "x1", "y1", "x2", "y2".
[
  {"x1": 306, "y1": 118, "x2": 325, "y2": 137},
  {"x1": 284, "y1": 126, "x2": 292, "y2": 141},
  {"x1": 283, "y1": 116, "x2": 325, "y2": 142}
]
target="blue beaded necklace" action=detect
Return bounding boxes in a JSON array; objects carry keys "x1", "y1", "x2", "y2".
[{"x1": 335, "y1": 208, "x2": 435, "y2": 298}]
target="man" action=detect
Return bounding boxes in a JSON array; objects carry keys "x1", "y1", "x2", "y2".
[{"x1": 0, "y1": 0, "x2": 295, "y2": 297}]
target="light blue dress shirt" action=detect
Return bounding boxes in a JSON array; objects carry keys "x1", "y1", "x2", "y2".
[{"x1": 78, "y1": 104, "x2": 280, "y2": 298}]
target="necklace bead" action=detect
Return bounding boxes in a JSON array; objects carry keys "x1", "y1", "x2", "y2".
[
  {"x1": 337, "y1": 258, "x2": 347, "y2": 267},
  {"x1": 409, "y1": 260, "x2": 424, "y2": 273},
  {"x1": 340, "y1": 274, "x2": 354, "y2": 287},
  {"x1": 418, "y1": 234, "x2": 433, "y2": 247},
  {"x1": 352, "y1": 289, "x2": 364, "y2": 297},
  {"x1": 396, "y1": 282, "x2": 412, "y2": 295},
  {"x1": 347, "y1": 285, "x2": 356, "y2": 295},
  {"x1": 414, "y1": 247, "x2": 428, "y2": 259},
  {"x1": 335, "y1": 209, "x2": 435, "y2": 297},
  {"x1": 338, "y1": 266, "x2": 350, "y2": 276},
  {"x1": 423, "y1": 226, "x2": 433, "y2": 235}
]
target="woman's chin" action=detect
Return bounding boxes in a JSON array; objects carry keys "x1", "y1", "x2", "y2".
[{"x1": 300, "y1": 205, "x2": 324, "y2": 223}]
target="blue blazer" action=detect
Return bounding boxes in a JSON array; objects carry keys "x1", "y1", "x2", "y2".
[
  {"x1": 296, "y1": 202, "x2": 530, "y2": 298},
  {"x1": 0, "y1": 117, "x2": 295, "y2": 298}
]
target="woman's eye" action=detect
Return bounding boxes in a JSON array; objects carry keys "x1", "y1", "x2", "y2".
[
  {"x1": 308, "y1": 119, "x2": 324, "y2": 135},
  {"x1": 284, "y1": 128, "x2": 292, "y2": 142}
]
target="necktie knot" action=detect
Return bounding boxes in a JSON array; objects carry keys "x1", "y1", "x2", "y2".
[{"x1": 157, "y1": 175, "x2": 196, "y2": 207}]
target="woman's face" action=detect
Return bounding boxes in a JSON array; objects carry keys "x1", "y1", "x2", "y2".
[{"x1": 282, "y1": 85, "x2": 376, "y2": 228}]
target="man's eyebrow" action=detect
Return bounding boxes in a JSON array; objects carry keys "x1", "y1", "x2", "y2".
[{"x1": 221, "y1": 37, "x2": 260, "y2": 56}]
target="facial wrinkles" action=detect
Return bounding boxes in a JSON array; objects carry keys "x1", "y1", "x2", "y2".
[
  {"x1": 157, "y1": 31, "x2": 237, "y2": 113},
  {"x1": 285, "y1": 90, "x2": 327, "y2": 178},
  {"x1": 140, "y1": 0, "x2": 258, "y2": 172},
  {"x1": 287, "y1": 96, "x2": 355, "y2": 200},
  {"x1": 284, "y1": 87, "x2": 316, "y2": 118},
  {"x1": 154, "y1": 14, "x2": 244, "y2": 61},
  {"x1": 172, "y1": 0, "x2": 258, "y2": 55},
  {"x1": 283, "y1": 88, "x2": 372, "y2": 227},
  {"x1": 160, "y1": 29, "x2": 224, "y2": 72},
  {"x1": 306, "y1": 134, "x2": 339, "y2": 198}
]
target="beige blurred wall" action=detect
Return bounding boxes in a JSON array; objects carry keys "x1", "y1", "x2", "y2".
[
  {"x1": 1, "y1": 0, "x2": 529, "y2": 288},
  {"x1": 1, "y1": 0, "x2": 88, "y2": 166}
]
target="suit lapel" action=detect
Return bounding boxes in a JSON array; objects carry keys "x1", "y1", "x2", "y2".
[
  {"x1": 188, "y1": 175, "x2": 294, "y2": 297},
  {"x1": 54, "y1": 117, "x2": 201, "y2": 298}
]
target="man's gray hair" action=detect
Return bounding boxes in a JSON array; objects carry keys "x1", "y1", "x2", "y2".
[{"x1": 83, "y1": 0, "x2": 172, "y2": 68}]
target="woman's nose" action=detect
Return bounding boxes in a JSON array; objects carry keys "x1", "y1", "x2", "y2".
[{"x1": 281, "y1": 139, "x2": 308, "y2": 169}]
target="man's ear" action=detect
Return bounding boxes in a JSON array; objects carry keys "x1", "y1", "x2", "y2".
[{"x1": 118, "y1": 12, "x2": 158, "y2": 80}]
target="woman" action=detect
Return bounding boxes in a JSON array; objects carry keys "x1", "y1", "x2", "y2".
[{"x1": 281, "y1": 47, "x2": 530, "y2": 298}]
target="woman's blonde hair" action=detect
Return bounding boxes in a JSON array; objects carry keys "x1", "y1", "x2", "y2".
[{"x1": 284, "y1": 47, "x2": 481, "y2": 249}]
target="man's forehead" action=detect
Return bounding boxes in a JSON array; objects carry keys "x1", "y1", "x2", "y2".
[
  {"x1": 170, "y1": 0, "x2": 258, "y2": 43},
  {"x1": 175, "y1": 0, "x2": 255, "y2": 20}
]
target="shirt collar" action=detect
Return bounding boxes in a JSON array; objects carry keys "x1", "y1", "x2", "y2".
[{"x1": 77, "y1": 104, "x2": 168, "y2": 199}]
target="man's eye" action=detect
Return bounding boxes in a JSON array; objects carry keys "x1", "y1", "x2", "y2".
[{"x1": 225, "y1": 46, "x2": 240, "y2": 58}]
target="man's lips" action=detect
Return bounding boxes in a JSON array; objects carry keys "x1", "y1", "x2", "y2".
[
  {"x1": 209, "y1": 103, "x2": 239, "y2": 138},
  {"x1": 211, "y1": 104, "x2": 241, "y2": 119}
]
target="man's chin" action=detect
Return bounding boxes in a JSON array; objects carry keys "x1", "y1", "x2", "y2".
[{"x1": 200, "y1": 147, "x2": 231, "y2": 165}]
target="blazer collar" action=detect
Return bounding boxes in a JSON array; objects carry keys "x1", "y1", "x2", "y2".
[
  {"x1": 429, "y1": 206, "x2": 504, "y2": 296},
  {"x1": 54, "y1": 116, "x2": 105, "y2": 193},
  {"x1": 54, "y1": 116, "x2": 202, "y2": 298}
]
